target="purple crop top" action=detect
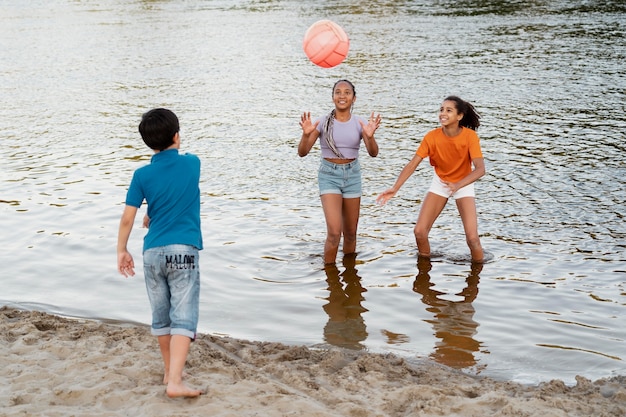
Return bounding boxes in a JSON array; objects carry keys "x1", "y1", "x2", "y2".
[{"x1": 315, "y1": 114, "x2": 365, "y2": 159}]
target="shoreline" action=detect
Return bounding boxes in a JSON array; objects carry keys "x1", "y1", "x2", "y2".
[{"x1": 1, "y1": 306, "x2": 624, "y2": 416}]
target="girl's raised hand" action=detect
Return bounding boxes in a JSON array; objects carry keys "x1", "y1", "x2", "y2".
[
  {"x1": 360, "y1": 112, "x2": 382, "y2": 138},
  {"x1": 300, "y1": 112, "x2": 319, "y2": 135}
]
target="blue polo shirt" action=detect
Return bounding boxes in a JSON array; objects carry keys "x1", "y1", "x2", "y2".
[{"x1": 126, "y1": 149, "x2": 203, "y2": 252}]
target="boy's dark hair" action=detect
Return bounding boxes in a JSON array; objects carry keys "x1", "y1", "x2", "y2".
[
  {"x1": 138, "y1": 108, "x2": 180, "y2": 151},
  {"x1": 444, "y1": 96, "x2": 480, "y2": 131}
]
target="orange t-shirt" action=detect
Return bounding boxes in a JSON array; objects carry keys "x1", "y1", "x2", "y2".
[{"x1": 416, "y1": 127, "x2": 483, "y2": 183}]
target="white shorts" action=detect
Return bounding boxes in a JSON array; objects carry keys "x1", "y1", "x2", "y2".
[{"x1": 428, "y1": 172, "x2": 475, "y2": 200}]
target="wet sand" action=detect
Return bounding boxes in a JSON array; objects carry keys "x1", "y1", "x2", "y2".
[{"x1": 1, "y1": 306, "x2": 624, "y2": 417}]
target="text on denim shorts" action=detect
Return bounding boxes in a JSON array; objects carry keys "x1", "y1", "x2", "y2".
[{"x1": 165, "y1": 254, "x2": 196, "y2": 270}]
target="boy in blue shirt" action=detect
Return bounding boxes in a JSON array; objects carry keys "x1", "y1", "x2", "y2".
[{"x1": 117, "y1": 108, "x2": 203, "y2": 398}]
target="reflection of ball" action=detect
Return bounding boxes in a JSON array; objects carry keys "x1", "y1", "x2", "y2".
[{"x1": 303, "y1": 20, "x2": 350, "y2": 68}]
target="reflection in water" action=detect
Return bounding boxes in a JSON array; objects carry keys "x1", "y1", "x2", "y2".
[
  {"x1": 322, "y1": 255, "x2": 368, "y2": 350},
  {"x1": 0, "y1": 0, "x2": 623, "y2": 384},
  {"x1": 413, "y1": 257, "x2": 484, "y2": 369}
]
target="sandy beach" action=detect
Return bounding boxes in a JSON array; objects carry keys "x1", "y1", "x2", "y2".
[{"x1": 1, "y1": 306, "x2": 624, "y2": 417}]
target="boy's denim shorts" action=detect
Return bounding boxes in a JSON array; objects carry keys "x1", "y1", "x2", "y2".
[
  {"x1": 143, "y1": 244, "x2": 200, "y2": 340},
  {"x1": 318, "y1": 158, "x2": 362, "y2": 198},
  {"x1": 428, "y1": 172, "x2": 475, "y2": 200}
]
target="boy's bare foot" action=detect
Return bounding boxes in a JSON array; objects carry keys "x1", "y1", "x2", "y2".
[{"x1": 166, "y1": 381, "x2": 203, "y2": 398}]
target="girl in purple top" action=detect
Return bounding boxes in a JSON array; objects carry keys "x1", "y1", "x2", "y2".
[{"x1": 298, "y1": 80, "x2": 381, "y2": 264}]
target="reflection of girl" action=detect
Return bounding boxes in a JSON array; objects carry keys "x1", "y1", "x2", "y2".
[
  {"x1": 322, "y1": 254, "x2": 368, "y2": 350},
  {"x1": 377, "y1": 96, "x2": 485, "y2": 262},
  {"x1": 299, "y1": 80, "x2": 381, "y2": 265},
  {"x1": 413, "y1": 257, "x2": 482, "y2": 368}
]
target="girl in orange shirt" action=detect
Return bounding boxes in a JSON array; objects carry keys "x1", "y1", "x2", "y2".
[{"x1": 377, "y1": 96, "x2": 485, "y2": 262}]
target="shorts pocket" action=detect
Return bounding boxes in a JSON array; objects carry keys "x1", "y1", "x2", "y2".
[{"x1": 318, "y1": 164, "x2": 333, "y2": 175}]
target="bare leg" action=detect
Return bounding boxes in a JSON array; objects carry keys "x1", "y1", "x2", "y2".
[
  {"x1": 158, "y1": 336, "x2": 190, "y2": 384},
  {"x1": 166, "y1": 335, "x2": 203, "y2": 398},
  {"x1": 341, "y1": 197, "x2": 361, "y2": 256},
  {"x1": 321, "y1": 194, "x2": 344, "y2": 264},
  {"x1": 456, "y1": 197, "x2": 484, "y2": 262},
  {"x1": 414, "y1": 192, "x2": 447, "y2": 257},
  {"x1": 157, "y1": 335, "x2": 171, "y2": 384}
]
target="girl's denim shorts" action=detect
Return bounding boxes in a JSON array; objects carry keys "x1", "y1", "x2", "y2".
[
  {"x1": 143, "y1": 244, "x2": 200, "y2": 340},
  {"x1": 318, "y1": 158, "x2": 362, "y2": 198}
]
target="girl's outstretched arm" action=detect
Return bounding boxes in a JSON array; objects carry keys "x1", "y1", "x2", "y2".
[
  {"x1": 377, "y1": 154, "x2": 423, "y2": 205},
  {"x1": 298, "y1": 112, "x2": 320, "y2": 157}
]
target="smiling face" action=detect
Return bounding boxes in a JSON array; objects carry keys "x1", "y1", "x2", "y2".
[
  {"x1": 332, "y1": 81, "x2": 356, "y2": 112},
  {"x1": 439, "y1": 100, "x2": 463, "y2": 129}
]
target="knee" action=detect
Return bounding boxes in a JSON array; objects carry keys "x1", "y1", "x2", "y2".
[
  {"x1": 413, "y1": 225, "x2": 428, "y2": 242},
  {"x1": 466, "y1": 235, "x2": 482, "y2": 251},
  {"x1": 342, "y1": 228, "x2": 357, "y2": 242},
  {"x1": 326, "y1": 231, "x2": 341, "y2": 246}
]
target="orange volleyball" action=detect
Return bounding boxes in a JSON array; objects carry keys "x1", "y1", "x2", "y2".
[{"x1": 302, "y1": 20, "x2": 350, "y2": 68}]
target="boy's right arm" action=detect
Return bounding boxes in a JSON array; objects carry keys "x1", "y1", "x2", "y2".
[{"x1": 117, "y1": 205, "x2": 138, "y2": 277}]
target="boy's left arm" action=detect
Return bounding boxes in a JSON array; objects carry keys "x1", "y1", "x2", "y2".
[{"x1": 117, "y1": 205, "x2": 138, "y2": 277}]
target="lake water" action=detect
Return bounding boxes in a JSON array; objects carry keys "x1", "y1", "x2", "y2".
[{"x1": 1, "y1": 0, "x2": 625, "y2": 386}]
